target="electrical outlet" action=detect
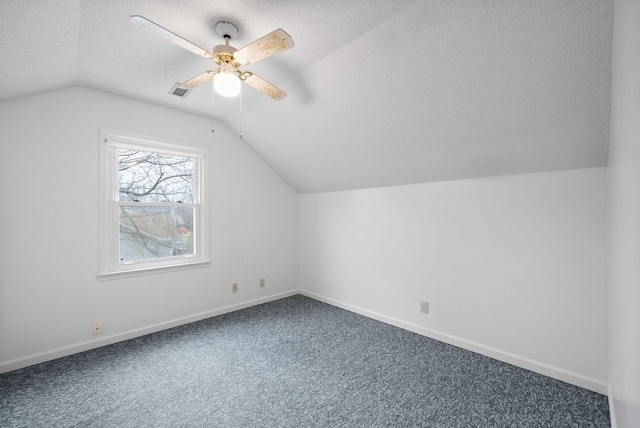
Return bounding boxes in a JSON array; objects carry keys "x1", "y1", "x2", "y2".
[
  {"x1": 259, "y1": 278, "x2": 265, "y2": 288},
  {"x1": 92, "y1": 321, "x2": 103, "y2": 336},
  {"x1": 232, "y1": 283, "x2": 238, "y2": 293},
  {"x1": 420, "y1": 301, "x2": 429, "y2": 314}
]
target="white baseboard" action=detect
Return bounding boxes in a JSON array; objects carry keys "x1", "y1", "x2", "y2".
[
  {"x1": 299, "y1": 289, "x2": 608, "y2": 395},
  {"x1": 0, "y1": 290, "x2": 298, "y2": 374}
]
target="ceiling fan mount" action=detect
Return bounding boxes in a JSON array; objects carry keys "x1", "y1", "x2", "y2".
[
  {"x1": 130, "y1": 16, "x2": 294, "y2": 100},
  {"x1": 214, "y1": 21, "x2": 238, "y2": 40}
]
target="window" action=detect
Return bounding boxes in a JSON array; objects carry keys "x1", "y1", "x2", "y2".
[{"x1": 99, "y1": 129, "x2": 208, "y2": 277}]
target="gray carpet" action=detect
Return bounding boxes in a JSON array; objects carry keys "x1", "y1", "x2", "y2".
[{"x1": 0, "y1": 295, "x2": 610, "y2": 427}]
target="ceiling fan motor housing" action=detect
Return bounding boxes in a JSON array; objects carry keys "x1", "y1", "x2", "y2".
[
  {"x1": 213, "y1": 44, "x2": 241, "y2": 72},
  {"x1": 213, "y1": 44, "x2": 238, "y2": 55}
]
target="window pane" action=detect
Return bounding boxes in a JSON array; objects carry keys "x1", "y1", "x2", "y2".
[
  {"x1": 118, "y1": 149, "x2": 193, "y2": 203},
  {"x1": 119, "y1": 206, "x2": 194, "y2": 262}
]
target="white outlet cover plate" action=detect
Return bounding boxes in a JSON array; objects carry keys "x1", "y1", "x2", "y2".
[{"x1": 420, "y1": 301, "x2": 429, "y2": 314}]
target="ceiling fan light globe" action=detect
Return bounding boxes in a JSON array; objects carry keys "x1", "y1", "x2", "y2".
[{"x1": 214, "y1": 72, "x2": 241, "y2": 97}]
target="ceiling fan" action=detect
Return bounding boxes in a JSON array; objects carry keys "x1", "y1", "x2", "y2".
[{"x1": 130, "y1": 16, "x2": 294, "y2": 100}]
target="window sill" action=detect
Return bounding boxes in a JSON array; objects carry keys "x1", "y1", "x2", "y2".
[{"x1": 97, "y1": 260, "x2": 210, "y2": 281}]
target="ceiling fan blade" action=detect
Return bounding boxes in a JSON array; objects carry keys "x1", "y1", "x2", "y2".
[
  {"x1": 243, "y1": 74, "x2": 287, "y2": 100},
  {"x1": 233, "y1": 29, "x2": 294, "y2": 65},
  {"x1": 130, "y1": 15, "x2": 212, "y2": 60},
  {"x1": 178, "y1": 70, "x2": 216, "y2": 89}
]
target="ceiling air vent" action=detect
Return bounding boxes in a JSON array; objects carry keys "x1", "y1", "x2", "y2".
[{"x1": 169, "y1": 83, "x2": 191, "y2": 98}]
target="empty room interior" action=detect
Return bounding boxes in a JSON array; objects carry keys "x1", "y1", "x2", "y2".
[{"x1": 0, "y1": 0, "x2": 638, "y2": 426}]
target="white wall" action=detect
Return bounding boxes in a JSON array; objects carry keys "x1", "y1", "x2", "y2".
[
  {"x1": 608, "y1": 0, "x2": 640, "y2": 425},
  {"x1": 300, "y1": 168, "x2": 608, "y2": 393},
  {"x1": 0, "y1": 83, "x2": 618, "y2": 409},
  {"x1": 0, "y1": 86, "x2": 299, "y2": 371}
]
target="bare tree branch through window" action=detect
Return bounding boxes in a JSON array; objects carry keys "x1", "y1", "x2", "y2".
[{"x1": 118, "y1": 150, "x2": 195, "y2": 261}]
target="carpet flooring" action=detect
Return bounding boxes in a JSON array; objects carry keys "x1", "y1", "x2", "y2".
[{"x1": 0, "y1": 295, "x2": 610, "y2": 427}]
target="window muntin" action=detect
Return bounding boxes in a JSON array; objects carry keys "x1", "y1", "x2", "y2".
[{"x1": 99, "y1": 129, "x2": 208, "y2": 277}]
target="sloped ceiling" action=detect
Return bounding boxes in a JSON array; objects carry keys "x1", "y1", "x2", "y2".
[{"x1": 0, "y1": 0, "x2": 613, "y2": 193}]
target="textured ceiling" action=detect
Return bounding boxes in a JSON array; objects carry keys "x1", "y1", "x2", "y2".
[{"x1": 0, "y1": 0, "x2": 613, "y2": 193}]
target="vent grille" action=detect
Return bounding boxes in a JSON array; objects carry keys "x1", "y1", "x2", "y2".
[{"x1": 169, "y1": 83, "x2": 191, "y2": 98}]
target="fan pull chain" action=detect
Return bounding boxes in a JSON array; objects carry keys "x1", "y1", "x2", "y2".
[
  {"x1": 239, "y1": 84, "x2": 243, "y2": 139},
  {"x1": 211, "y1": 80, "x2": 215, "y2": 133}
]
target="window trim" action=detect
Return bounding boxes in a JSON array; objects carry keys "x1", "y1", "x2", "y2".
[{"x1": 98, "y1": 128, "x2": 209, "y2": 279}]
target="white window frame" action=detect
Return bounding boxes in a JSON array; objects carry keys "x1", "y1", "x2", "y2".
[{"x1": 98, "y1": 128, "x2": 209, "y2": 279}]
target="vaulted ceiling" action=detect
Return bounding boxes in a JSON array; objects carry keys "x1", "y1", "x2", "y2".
[{"x1": 0, "y1": 0, "x2": 613, "y2": 193}]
